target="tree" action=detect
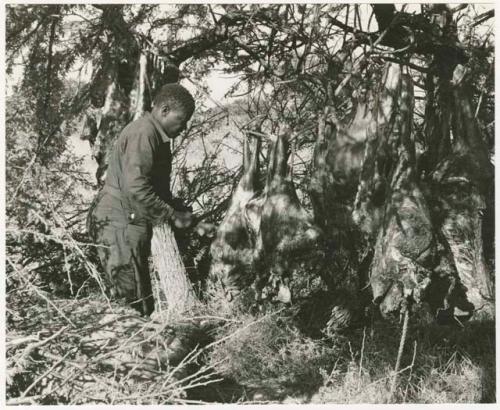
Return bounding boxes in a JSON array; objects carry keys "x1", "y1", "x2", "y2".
[{"x1": 6, "y1": 4, "x2": 494, "y2": 319}]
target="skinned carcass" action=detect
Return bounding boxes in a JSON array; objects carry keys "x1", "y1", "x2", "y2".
[
  {"x1": 364, "y1": 69, "x2": 436, "y2": 317},
  {"x1": 310, "y1": 71, "x2": 386, "y2": 294},
  {"x1": 209, "y1": 136, "x2": 262, "y2": 300},
  {"x1": 351, "y1": 63, "x2": 404, "y2": 236},
  {"x1": 352, "y1": 63, "x2": 474, "y2": 322},
  {"x1": 251, "y1": 131, "x2": 322, "y2": 303},
  {"x1": 427, "y1": 65, "x2": 494, "y2": 316}
]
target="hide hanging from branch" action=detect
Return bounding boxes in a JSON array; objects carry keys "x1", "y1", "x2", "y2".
[
  {"x1": 209, "y1": 130, "x2": 323, "y2": 307},
  {"x1": 360, "y1": 67, "x2": 436, "y2": 318}
]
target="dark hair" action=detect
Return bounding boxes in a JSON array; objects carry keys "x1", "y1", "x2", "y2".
[{"x1": 153, "y1": 83, "x2": 195, "y2": 116}]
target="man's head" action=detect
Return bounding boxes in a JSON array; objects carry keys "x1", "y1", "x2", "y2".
[{"x1": 151, "y1": 83, "x2": 195, "y2": 138}]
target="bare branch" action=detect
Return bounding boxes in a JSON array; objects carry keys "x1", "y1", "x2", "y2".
[{"x1": 472, "y1": 9, "x2": 494, "y2": 27}]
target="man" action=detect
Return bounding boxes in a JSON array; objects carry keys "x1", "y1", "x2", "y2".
[{"x1": 88, "y1": 83, "x2": 195, "y2": 316}]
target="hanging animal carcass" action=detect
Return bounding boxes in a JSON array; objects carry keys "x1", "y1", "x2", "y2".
[
  {"x1": 427, "y1": 64, "x2": 494, "y2": 317},
  {"x1": 306, "y1": 61, "x2": 404, "y2": 330},
  {"x1": 209, "y1": 136, "x2": 263, "y2": 300},
  {"x1": 360, "y1": 68, "x2": 436, "y2": 317},
  {"x1": 251, "y1": 131, "x2": 323, "y2": 303},
  {"x1": 352, "y1": 63, "x2": 474, "y2": 322},
  {"x1": 309, "y1": 68, "x2": 383, "y2": 293}
]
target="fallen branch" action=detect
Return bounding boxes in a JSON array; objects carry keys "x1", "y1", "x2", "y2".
[
  {"x1": 6, "y1": 335, "x2": 39, "y2": 347},
  {"x1": 15, "y1": 326, "x2": 69, "y2": 368},
  {"x1": 7, "y1": 395, "x2": 46, "y2": 405},
  {"x1": 20, "y1": 349, "x2": 75, "y2": 399}
]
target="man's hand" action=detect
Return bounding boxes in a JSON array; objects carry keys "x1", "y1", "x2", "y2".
[
  {"x1": 194, "y1": 222, "x2": 216, "y2": 238},
  {"x1": 170, "y1": 210, "x2": 193, "y2": 229}
]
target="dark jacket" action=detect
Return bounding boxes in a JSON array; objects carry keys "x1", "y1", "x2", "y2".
[{"x1": 101, "y1": 113, "x2": 176, "y2": 225}]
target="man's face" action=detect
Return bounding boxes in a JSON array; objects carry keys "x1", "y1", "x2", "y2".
[{"x1": 155, "y1": 104, "x2": 192, "y2": 139}]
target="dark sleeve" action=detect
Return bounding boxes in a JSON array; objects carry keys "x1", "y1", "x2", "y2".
[
  {"x1": 122, "y1": 131, "x2": 175, "y2": 223},
  {"x1": 155, "y1": 143, "x2": 173, "y2": 203}
]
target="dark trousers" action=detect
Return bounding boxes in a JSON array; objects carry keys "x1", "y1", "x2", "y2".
[{"x1": 88, "y1": 191, "x2": 155, "y2": 316}]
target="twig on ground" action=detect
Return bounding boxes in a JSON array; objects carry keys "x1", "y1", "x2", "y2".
[
  {"x1": 185, "y1": 314, "x2": 243, "y2": 324},
  {"x1": 16, "y1": 326, "x2": 69, "y2": 366},
  {"x1": 20, "y1": 348, "x2": 75, "y2": 398},
  {"x1": 7, "y1": 257, "x2": 76, "y2": 327},
  {"x1": 43, "y1": 352, "x2": 87, "y2": 372},
  {"x1": 6, "y1": 395, "x2": 46, "y2": 405},
  {"x1": 6, "y1": 335, "x2": 39, "y2": 347}
]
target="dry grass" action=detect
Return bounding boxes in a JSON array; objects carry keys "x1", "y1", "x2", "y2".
[
  {"x1": 6, "y1": 273, "x2": 495, "y2": 405},
  {"x1": 307, "y1": 319, "x2": 495, "y2": 404},
  {"x1": 201, "y1": 297, "x2": 495, "y2": 404},
  {"x1": 209, "y1": 310, "x2": 339, "y2": 401}
]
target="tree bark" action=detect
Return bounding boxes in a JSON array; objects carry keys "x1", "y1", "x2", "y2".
[{"x1": 151, "y1": 223, "x2": 197, "y2": 318}]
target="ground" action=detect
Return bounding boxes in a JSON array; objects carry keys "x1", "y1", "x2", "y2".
[{"x1": 5, "y1": 288, "x2": 496, "y2": 405}]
